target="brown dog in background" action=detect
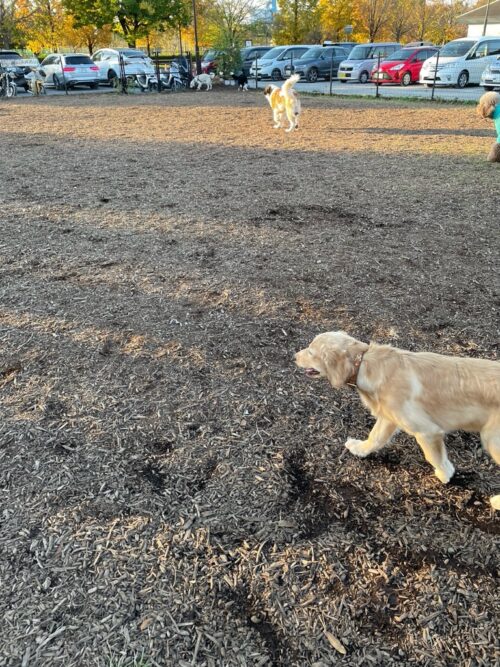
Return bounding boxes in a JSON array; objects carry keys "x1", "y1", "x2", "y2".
[{"x1": 295, "y1": 331, "x2": 500, "y2": 510}]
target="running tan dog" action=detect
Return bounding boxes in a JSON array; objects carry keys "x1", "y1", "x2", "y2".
[
  {"x1": 264, "y1": 73, "x2": 301, "y2": 132},
  {"x1": 295, "y1": 331, "x2": 500, "y2": 510}
]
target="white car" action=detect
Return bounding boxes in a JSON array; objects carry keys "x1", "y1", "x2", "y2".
[
  {"x1": 91, "y1": 48, "x2": 155, "y2": 86},
  {"x1": 420, "y1": 36, "x2": 500, "y2": 88},
  {"x1": 40, "y1": 53, "x2": 100, "y2": 89},
  {"x1": 481, "y1": 55, "x2": 500, "y2": 90}
]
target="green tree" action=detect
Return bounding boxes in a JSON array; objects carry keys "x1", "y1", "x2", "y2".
[
  {"x1": 319, "y1": 0, "x2": 353, "y2": 42},
  {"x1": 273, "y1": 0, "x2": 321, "y2": 44},
  {"x1": 116, "y1": 0, "x2": 190, "y2": 47},
  {"x1": 63, "y1": 0, "x2": 190, "y2": 48}
]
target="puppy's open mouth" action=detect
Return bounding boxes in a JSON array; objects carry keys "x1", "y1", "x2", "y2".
[{"x1": 304, "y1": 368, "x2": 320, "y2": 377}]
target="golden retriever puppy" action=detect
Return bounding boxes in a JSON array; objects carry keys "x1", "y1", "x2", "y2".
[
  {"x1": 264, "y1": 73, "x2": 301, "y2": 132},
  {"x1": 295, "y1": 331, "x2": 500, "y2": 510},
  {"x1": 476, "y1": 91, "x2": 500, "y2": 119},
  {"x1": 476, "y1": 91, "x2": 500, "y2": 162}
]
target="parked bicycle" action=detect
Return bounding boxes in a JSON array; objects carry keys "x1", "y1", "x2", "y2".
[{"x1": 0, "y1": 66, "x2": 17, "y2": 97}]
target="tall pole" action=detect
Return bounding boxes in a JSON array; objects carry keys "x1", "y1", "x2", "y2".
[
  {"x1": 192, "y1": 0, "x2": 201, "y2": 75},
  {"x1": 482, "y1": 0, "x2": 492, "y2": 36}
]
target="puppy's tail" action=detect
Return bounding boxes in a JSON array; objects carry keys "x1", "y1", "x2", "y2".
[{"x1": 282, "y1": 73, "x2": 300, "y2": 95}]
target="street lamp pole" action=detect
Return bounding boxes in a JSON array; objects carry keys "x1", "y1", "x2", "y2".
[
  {"x1": 482, "y1": 0, "x2": 492, "y2": 36},
  {"x1": 191, "y1": 0, "x2": 201, "y2": 75}
]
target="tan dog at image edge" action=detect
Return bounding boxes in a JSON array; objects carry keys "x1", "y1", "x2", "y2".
[{"x1": 295, "y1": 331, "x2": 500, "y2": 510}]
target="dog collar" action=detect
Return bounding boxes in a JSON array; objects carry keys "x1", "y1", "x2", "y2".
[{"x1": 346, "y1": 352, "x2": 366, "y2": 387}]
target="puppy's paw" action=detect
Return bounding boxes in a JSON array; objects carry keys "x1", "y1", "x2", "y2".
[
  {"x1": 345, "y1": 438, "x2": 370, "y2": 458},
  {"x1": 490, "y1": 495, "x2": 500, "y2": 511},
  {"x1": 434, "y1": 460, "x2": 455, "y2": 484}
]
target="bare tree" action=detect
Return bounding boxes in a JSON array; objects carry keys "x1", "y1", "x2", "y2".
[
  {"x1": 355, "y1": 0, "x2": 393, "y2": 42},
  {"x1": 208, "y1": 0, "x2": 258, "y2": 47}
]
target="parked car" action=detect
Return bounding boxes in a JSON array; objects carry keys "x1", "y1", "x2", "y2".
[
  {"x1": 208, "y1": 46, "x2": 272, "y2": 77},
  {"x1": 323, "y1": 41, "x2": 357, "y2": 53},
  {"x1": 91, "y1": 48, "x2": 155, "y2": 86},
  {"x1": 284, "y1": 45, "x2": 349, "y2": 82},
  {"x1": 40, "y1": 53, "x2": 100, "y2": 89},
  {"x1": 0, "y1": 50, "x2": 40, "y2": 91},
  {"x1": 338, "y1": 42, "x2": 401, "y2": 83},
  {"x1": 481, "y1": 55, "x2": 500, "y2": 90},
  {"x1": 371, "y1": 45, "x2": 439, "y2": 86},
  {"x1": 239, "y1": 46, "x2": 272, "y2": 76},
  {"x1": 201, "y1": 49, "x2": 218, "y2": 74},
  {"x1": 420, "y1": 36, "x2": 500, "y2": 88},
  {"x1": 249, "y1": 45, "x2": 316, "y2": 80}
]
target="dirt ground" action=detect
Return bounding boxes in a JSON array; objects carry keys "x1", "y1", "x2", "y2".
[{"x1": 0, "y1": 89, "x2": 499, "y2": 667}]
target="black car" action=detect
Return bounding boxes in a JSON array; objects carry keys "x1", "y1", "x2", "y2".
[
  {"x1": 285, "y1": 45, "x2": 350, "y2": 82},
  {"x1": 0, "y1": 51, "x2": 39, "y2": 91}
]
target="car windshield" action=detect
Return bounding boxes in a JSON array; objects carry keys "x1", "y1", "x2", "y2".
[
  {"x1": 383, "y1": 48, "x2": 414, "y2": 61},
  {"x1": 65, "y1": 55, "x2": 93, "y2": 65},
  {"x1": 347, "y1": 46, "x2": 373, "y2": 60},
  {"x1": 300, "y1": 47, "x2": 329, "y2": 60},
  {"x1": 260, "y1": 47, "x2": 286, "y2": 60},
  {"x1": 439, "y1": 41, "x2": 474, "y2": 57},
  {"x1": 120, "y1": 49, "x2": 147, "y2": 58},
  {"x1": 0, "y1": 52, "x2": 21, "y2": 61},
  {"x1": 202, "y1": 50, "x2": 217, "y2": 61}
]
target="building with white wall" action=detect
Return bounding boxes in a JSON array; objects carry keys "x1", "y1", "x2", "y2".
[{"x1": 458, "y1": 1, "x2": 500, "y2": 37}]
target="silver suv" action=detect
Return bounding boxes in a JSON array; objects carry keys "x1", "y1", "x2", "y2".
[
  {"x1": 338, "y1": 42, "x2": 401, "y2": 83},
  {"x1": 249, "y1": 45, "x2": 316, "y2": 80}
]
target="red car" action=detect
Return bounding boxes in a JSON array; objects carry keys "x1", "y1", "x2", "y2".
[{"x1": 371, "y1": 45, "x2": 438, "y2": 86}]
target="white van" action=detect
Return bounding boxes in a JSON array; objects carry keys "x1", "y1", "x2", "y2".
[{"x1": 420, "y1": 36, "x2": 500, "y2": 88}]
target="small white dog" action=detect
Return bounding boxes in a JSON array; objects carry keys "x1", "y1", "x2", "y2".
[
  {"x1": 190, "y1": 73, "x2": 215, "y2": 91},
  {"x1": 264, "y1": 73, "x2": 301, "y2": 132},
  {"x1": 295, "y1": 331, "x2": 500, "y2": 510}
]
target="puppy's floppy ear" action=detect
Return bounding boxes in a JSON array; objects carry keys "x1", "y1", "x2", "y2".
[
  {"x1": 263, "y1": 86, "x2": 272, "y2": 96},
  {"x1": 318, "y1": 344, "x2": 354, "y2": 388}
]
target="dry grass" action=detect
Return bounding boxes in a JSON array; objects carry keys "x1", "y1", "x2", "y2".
[{"x1": 0, "y1": 90, "x2": 498, "y2": 667}]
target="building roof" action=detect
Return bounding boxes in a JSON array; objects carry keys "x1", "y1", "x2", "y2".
[{"x1": 458, "y1": 0, "x2": 500, "y2": 24}]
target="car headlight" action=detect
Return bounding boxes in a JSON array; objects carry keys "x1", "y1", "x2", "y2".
[{"x1": 390, "y1": 64, "x2": 404, "y2": 71}]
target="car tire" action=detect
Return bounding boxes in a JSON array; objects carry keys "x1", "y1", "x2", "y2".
[
  {"x1": 339, "y1": 79, "x2": 347, "y2": 84},
  {"x1": 359, "y1": 71, "x2": 369, "y2": 84},
  {"x1": 483, "y1": 85, "x2": 494, "y2": 91},
  {"x1": 401, "y1": 72, "x2": 411, "y2": 87},
  {"x1": 53, "y1": 74, "x2": 65, "y2": 91},
  {"x1": 23, "y1": 84, "x2": 30, "y2": 93},
  {"x1": 307, "y1": 67, "x2": 319, "y2": 83},
  {"x1": 456, "y1": 70, "x2": 469, "y2": 89},
  {"x1": 271, "y1": 69, "x2": 281, "y2": 81},
  {"x1": 108, "y1": 70, "x2": 118, "y2": 87}
]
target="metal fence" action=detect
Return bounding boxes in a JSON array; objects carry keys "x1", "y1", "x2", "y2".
[{"x1": 251, "y1": 52, "x2": 488, "y2": 104}]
